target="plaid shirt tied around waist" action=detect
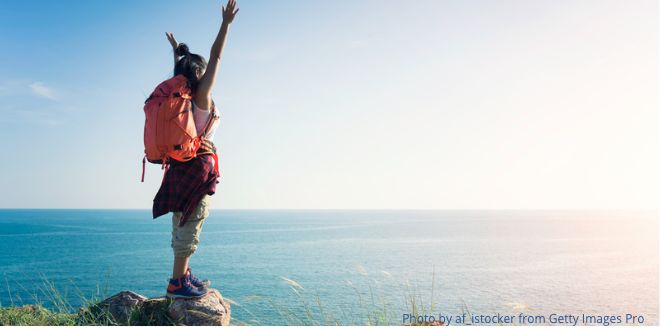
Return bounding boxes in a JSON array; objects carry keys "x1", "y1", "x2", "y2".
[{"x1": 152, "y1": 153, "x2": 219, "y2": 226}]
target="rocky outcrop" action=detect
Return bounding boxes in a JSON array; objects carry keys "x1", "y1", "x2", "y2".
[
  {"x1": 167, "y1": 289, "x2": 231, "y2": 326},
  {"x1": 91, "y1": 291, "x2": 148, "y2": 324},
  {"x1": 89, "y1": 289, "x2": 230, "y2": 326}
]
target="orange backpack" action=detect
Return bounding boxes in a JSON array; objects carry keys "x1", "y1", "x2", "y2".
[{"x1": 141, "y1": 75, "x2": 217, "y2": 182}]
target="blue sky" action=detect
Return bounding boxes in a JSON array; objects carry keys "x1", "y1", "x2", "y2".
[{"x1": 0, "y1": 0, "x2": 657, "y2": 209}]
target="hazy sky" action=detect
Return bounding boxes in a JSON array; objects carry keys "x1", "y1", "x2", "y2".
[{"x1": 0, "y1": 0, "x2": 657, "y2": 209}]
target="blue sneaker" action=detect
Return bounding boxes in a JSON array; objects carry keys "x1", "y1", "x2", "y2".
[
  {"x1": 187, "y1": 268, "x2": 211, "y2": 288},
  {"x1": 166, "y1": 274, "x2": 208, "y2": 299}
]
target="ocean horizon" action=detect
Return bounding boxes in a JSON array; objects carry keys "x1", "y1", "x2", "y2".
[{"x1": 1, "y1": 209, "x2": 657, "y2": 325}]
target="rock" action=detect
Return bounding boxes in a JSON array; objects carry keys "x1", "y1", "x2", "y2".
[
  {"x1": 168, "y1": 289, "x2": 231, "y2": 326},
  {"x1": 94, "y1": 291, "x2": 148, "y2": 324},
  {"x1": 90, "y1": 289, "x2": 230, "y2": 326}
]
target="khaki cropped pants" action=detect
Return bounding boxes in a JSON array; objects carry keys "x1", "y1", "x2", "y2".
[{"x1": 171, "y1": 195, "x2": 210, "y2": 257}]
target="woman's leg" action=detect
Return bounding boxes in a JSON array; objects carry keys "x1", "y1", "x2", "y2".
[
  {"x1": 172, "y1": 256, "x2": 190, "y2": 279},
  {"x1": 171, "y1": 195, "x2": 211, "y2": 277},
  {"x1": 167, "y1": 196, "x2": 211, "y2": 297}
]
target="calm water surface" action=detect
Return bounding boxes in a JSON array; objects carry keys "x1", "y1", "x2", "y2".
[{"x1": 0, "y1": 210, "x2": 657, "y2": 325}]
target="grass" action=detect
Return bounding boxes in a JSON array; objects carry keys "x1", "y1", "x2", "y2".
[
  {"x1": 0, "y1": 278, "x2": 182, "y2": 326},
  {"x1": 0, "y1": 274, "x2": 117, "y2": 326},
  {"x1": 1, "y1": 266, "x2": 448, "y2": 326},
  {"x1": 230, "y1": 265, "x2": 447, "y2": 326},
  {"x1": 0, "y1": 271, "x2": 173, "y2": 326}
]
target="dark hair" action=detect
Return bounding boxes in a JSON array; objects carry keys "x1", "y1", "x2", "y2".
[{"x1": 174, "y1": 43, "x2": 207, "y2": 92}]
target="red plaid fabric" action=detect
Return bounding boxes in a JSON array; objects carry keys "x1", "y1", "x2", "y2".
[{"x1": 152, "y1": 154, "x2": 219, "y2": 226}]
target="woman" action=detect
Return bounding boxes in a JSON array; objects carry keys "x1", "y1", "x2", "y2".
[{"x1": 152, "y1": 0, "x2": 239, "y2": 299}]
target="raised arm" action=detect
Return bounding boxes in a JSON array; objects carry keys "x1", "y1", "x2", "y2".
[
  {"x1": 195, "y1": 0, "x2": 239, "y2": 110},
  {"x1": 166, "y1": 32, "x2": 180, "y2": 66}
]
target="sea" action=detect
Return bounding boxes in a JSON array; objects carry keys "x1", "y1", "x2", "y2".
[{"x1": 0, "y1": 209, "x2": 657, "y2": 325}]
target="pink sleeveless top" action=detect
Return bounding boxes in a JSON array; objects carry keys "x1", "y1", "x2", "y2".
[
  {"x1": 192, "y1": 101, "x2": 219, "y2": 141},
  {"x1": 192, "y1": 101, "x2": 219, "y2": 169}
]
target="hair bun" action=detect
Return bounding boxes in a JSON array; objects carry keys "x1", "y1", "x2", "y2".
[{"x1": 175, "y1": 43, "x2": 191, "y2": 57}]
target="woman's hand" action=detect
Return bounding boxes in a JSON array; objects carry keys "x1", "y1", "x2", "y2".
[
  {"x1": 166, "y1": 32, "x2": 179, "y2": 50},
  {"x1": 166, "y1": 32, "x2": 181, "y2": 65},
  {"x1": 195, "y1": 0, "x2": 238, "y2": 109},
  {"x1": 222, "y1": 0, "x2": 239, "y2": 24}
]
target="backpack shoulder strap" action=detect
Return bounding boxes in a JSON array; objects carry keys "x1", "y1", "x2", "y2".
[{"x1": 200, "y1": 100, "x2": 218, "y2": 138}]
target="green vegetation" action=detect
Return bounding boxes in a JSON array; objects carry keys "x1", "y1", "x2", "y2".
[
  {"x1": 0, "y1": 276, "x2": 181, "y2": 326},
  {"x1": 1, "y1": 267, "x2": 444, "y2": 326},
  {"x1": 231, "y1": 265, "x2": 444, "y2": 326},
  {"x1": 0, "y1": 275, "x2": 115, "y2": 326}
]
